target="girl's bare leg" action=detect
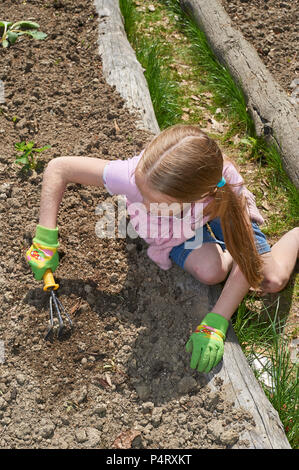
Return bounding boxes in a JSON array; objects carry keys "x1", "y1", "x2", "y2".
[
  {"x1": 257, "y1": 227, "x2": 299, "y2": 294},
  {"x1": 184, "y1": 242, "x2": 234, "y2": 286}
]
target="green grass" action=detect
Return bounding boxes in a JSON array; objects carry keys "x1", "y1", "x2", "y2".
[
  {"x1": 119, "y1": 0, "x2": 182, "y2": 128},
  {"x1": 136, "y1": 38, "x2": 182, "y2": 129},
  {"x1": 232, "y1": 296, "x2": 298, "y2": 448},
  {"x1": 163, "y1": 1, "x2": 253, "y2": 135},
  {"x1": 238, "y1": 136, "x2": 299, "y2": 230}
]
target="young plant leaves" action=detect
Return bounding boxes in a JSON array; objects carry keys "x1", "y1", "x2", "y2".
[
  {"x1": 7, "y1": 30, "x2": 18, "y2": 44},
  {"x1": 1, "y1": 19, "x2": 47, "y2": 47},
  {"x1": 25, "y1": 30, "x2": 47, "y2": 40},
  {"x1": 11, "y1": 20, "x2": 41, "y2": 30},
  {"x1": 14, "y1": 141, "x2": 51, "y2": 172}
]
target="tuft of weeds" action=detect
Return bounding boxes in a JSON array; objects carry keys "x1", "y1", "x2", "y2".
[
  {"x1": 233, "y1": 295, "x2": 298, "y2": 448},
  {"x1": 14, "y1": 141, "x2": 51, "y2": 172}
]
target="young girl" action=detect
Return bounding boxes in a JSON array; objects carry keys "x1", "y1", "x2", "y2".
[{"x1": 26, "y1": 124, "x2": 299, "y2": 374}]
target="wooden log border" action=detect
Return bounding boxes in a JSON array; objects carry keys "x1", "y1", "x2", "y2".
[
  {"x1": 94, "y1": 0, "x2": 160, "y2": 136},
  {"x1": 180, "y1": 0, "x2": 299, "y2": 190},
  {"x1": 208, "y1": 286, "x2": 291, "y2": 449},
  {"x1": 94, "y1": 0, "x2": 291, "y2": 448}
]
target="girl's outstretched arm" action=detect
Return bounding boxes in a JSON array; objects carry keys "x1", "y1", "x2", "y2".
[{"x1": 38, "y1": 156, "x2": 108, "y2": 229}]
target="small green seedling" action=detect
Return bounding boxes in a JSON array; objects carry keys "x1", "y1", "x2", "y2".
[
  {"x1": 14, "y1": 141, "x2": 51, "y2": 172},
  {"x1": 0, "y1": 20, "x2": 47, "y2": 48}
]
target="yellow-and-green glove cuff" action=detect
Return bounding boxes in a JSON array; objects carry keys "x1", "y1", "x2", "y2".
[
  {"x1": 185, "y1": 312, "x2": 229, "y2": 373},
  {"x1": 33, "y1": 224, "x2": 59, "y2": 248},
  {"x1": 25, "y1": 225, "x2": 60, "y2": 281},
  {"x1": 200, "y1": 312, "x2": 229, "y2": 339}
]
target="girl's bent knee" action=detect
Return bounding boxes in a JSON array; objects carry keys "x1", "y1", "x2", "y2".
[
  {"x1": 191, "y1": 264, "x2": 228, "y2": 285},
  {"x1": 263, "y1": 273, "x2": 289, "y2": 293}
]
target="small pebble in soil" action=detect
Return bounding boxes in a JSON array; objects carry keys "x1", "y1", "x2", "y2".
[
  {"x1": 92, "y1": 404, "x2": 107, "y2": 417},
  {"x1": 75, "y1": 428, "x2": 88, "y2": 443}
]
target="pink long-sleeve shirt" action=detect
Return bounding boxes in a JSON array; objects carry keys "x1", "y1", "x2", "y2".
[{"x1": 102, "y1": 149, "x2": 265, "y2": 270}]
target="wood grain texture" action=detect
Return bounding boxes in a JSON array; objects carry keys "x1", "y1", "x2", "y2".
[
  {"x1": 180, "y1": 0, "x2": 299, "y2": 189},
  {"x1": 94, "y1": 0, "x2": 160, "y2": 135}
]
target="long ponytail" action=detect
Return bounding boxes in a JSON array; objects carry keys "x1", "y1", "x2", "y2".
[{"x1": 202, "y1": 183, "x2": 264, "y2": 288}]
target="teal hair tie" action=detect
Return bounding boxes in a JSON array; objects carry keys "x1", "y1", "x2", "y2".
[{"x1": 216, "y1": 177, "x2": 226, "y2": 188}]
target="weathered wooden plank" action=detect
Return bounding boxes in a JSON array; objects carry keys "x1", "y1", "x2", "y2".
[
  {"x1": 94, "y1": 0, "x2": 291, "y2": 448},
  {"x1": 207, "y1": 284, "x2": 290, "y2": 448},
  {"x1": 94, "y1": 0, "x2": 160, "y2": 135},
  {"x1": 180, "y1": 0, "x2": 299, "y2": 190}
]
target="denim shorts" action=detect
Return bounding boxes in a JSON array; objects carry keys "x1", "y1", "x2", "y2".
[{"x1": 169, "y1": 216, "x2": 271, "y2": 269}]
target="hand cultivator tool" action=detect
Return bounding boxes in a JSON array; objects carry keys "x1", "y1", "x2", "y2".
[{"x1": 43, "y1": 269, "x2": 73, "y2": 340}]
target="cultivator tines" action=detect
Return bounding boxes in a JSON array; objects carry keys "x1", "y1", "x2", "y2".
[{"x1": 43, "y1": 269, "x2": 72, "y2": 340}]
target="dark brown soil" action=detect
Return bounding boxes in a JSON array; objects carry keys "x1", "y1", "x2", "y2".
[
  {"x1": 221, "y1": 0, "x2": 298, "y2": 98},
  {"x1": 0, "y1": 0, "x2": 256, "y2": 449}
]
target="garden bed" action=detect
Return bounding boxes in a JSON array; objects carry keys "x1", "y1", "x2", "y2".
[
  {"x1": 221, "y1": 0, "x2": 298, "y2": 98},
  {"x1": 0, "y1": 0, "x2": 260, "y2": 449}
]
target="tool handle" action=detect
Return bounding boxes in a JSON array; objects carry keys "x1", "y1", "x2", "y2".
[{"x1": 43, "y1": 268, "x2": 59, "y2": 292}]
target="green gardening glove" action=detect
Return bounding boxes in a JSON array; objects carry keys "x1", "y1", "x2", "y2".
[
  {"x1": 25, "y1": 224, "x2": 60, "y2": 281},
  {"x1": 185, "y1": 312, "x2": 229, "y2": 373}
]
